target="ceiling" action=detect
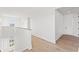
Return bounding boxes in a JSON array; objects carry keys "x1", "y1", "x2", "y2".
[
  {"x1": 57, "y1": 7, "x2": 79, "y2": 15},
  {"x1": 1, "y1": 7, "x2": 79, "y2": 17},
  {"x1": 0, "y1": 7, "x2": 54, "y2": 17}
]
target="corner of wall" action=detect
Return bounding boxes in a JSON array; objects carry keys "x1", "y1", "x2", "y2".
[{"x1": 32, "y1": 33, "x2": 56, "y2": 44}]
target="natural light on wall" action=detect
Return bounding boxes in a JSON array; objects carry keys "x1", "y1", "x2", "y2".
[{"x1": 0, "y1": 15, "x2": 30, "y2": 29}]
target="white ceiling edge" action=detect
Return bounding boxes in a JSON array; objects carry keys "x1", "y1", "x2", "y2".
[
  {"x1": 55, "y1": 7, "x2": 62, "y2": 9},
  {"x1": 56, "y1": 7, "x2": 79, "y2": 15}
]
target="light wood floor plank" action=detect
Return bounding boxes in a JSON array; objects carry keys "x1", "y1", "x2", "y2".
[{"x1": 24, "y1": 35, "x2": 79, "y2": 52}]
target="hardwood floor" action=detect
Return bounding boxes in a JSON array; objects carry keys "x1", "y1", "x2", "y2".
[
  {"x1": 24, "y1": 35, "x2": 79, "y2": 52},
  {"x1": 56, "y1": 35, "x2": 79, "y2": 52}
]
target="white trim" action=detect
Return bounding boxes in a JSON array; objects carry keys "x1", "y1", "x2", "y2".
[{"x1": 32, "y1": 33, "x2": 56, "y2": 44}]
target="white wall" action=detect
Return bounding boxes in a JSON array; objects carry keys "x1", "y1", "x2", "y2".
[
  {"x1": 32, "y1": 8, "x2": 56, "y2": 43},
  {"x1": 63, "y1": 14, "x2": 74, "y2": 35},
  {"x1": 0, "y1": 7, "x2": 56, "y2": 44},
  {"x1": 0, "y1": 15, "x2": 29, "y2": 29},
  {"x1": 0, "y1": 16, "x2": 9, "y2": 26},
  {"x1": 55, "y1": 10, "x2": 64, "y2": 40},
  {"x1": 63, "y1": 13, "x2": 79, "y2": 37},
  {"x1": 15, "y1": 16, "x2": 28, "y2": 28}
]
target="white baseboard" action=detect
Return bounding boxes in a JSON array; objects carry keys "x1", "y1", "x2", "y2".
[
  {"x1": 55, "y1": 34, "x2": 63, "y2": 41},
  {"x1": 32, "y1": 33, "x2": 56, "y2": 44},
  {"x1": 63, "y1": 34, "x2": 79, "y2": 38}
]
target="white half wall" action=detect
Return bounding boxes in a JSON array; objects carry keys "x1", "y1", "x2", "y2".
[{"x1": 55, "y1": 10, "x2": 64, "y2": 40}]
